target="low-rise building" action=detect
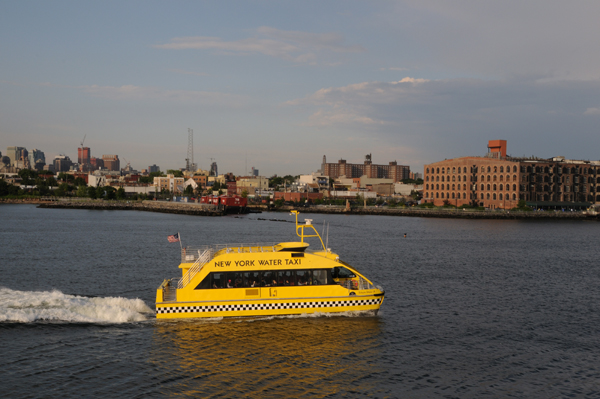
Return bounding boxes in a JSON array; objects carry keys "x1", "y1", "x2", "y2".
[
  {"x1": 394, "y1": 183, "x2": 423, "y2": 196},
  {"x1": 424, "y1": 140, "x2": 600, "y2": 209},
  {"x1": 273, "y1": 192, "x2": 323, "y2": 202},
  {"x1": 154, "y1": 174, "x2": 185, "y2": 194},
  {"x1": 321, "y1": 154, "x2": 410, "y2": 182},
  {"x1": 299, "y1": 173, "x2": 329, "y2": 191},
  {"x1": 236, "y1": 176, "x2": 269, "y2": 193}
]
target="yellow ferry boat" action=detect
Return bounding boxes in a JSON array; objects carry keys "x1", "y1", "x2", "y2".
[{"x1": 156, "y1": 211, "x2": 385, "y2": 319}]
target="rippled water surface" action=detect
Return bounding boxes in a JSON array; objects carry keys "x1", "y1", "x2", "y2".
[{"x1": 2, "y1": 204, "x2": 600, "y2": 398}]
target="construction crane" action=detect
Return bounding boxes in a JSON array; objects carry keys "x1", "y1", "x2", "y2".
[{"x1": 122, "y1": 157, "x2": 131, "y2": 171}]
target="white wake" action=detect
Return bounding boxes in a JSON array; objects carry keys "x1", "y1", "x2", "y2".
[{"x1": 0, "y1": 287, "x2": 153, "y2": 323}]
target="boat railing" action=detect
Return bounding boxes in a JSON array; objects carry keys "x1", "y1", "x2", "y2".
[
  {"x1": 181, "y1": 243, "x2": 281, "y2": 262},
  {"x1": 178, "y1": 249, "x2": 213, "y2": 289},
  {"x1": 162, "y1": 279, "x2": 179, "y2": 302},
  {"x1": 337, "y1": 277, "x2": 375, "y2": 291}
]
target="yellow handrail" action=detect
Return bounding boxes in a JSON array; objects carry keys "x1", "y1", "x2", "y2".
[{"x1": 290, "y1": 210, "x2": 326, "y2": 250}]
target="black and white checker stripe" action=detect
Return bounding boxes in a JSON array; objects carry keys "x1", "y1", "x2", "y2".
[{"x1": 157, "y1": 298, "x2": 381, "y2": 314}]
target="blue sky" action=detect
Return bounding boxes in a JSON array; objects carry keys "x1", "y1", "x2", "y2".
[{"x1": 2, "y1": 1, "x2": 600, "y2": 176}]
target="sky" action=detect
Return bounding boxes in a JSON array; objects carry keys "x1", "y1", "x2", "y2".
[{"x1": 2, "y1": 1, "x2": 600, "y2": 176}]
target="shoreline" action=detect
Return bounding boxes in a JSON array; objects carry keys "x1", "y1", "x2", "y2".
[
  {"x1": 256, "y1": 205, "x2": 598, "y2": 220},
  {"x1": 33, "y1": 199, "x2": 224, "y2": 216},
  {"x1": 2, "y1": 198, "x2": 597, "y2": 220}
]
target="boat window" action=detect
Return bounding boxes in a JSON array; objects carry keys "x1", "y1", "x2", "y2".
[
  {"x1": 262, "y1": 271, "x2": 276, "y2": 287},
  {"x1": 278, "y1": 270, "x2": 295, "y2": 286},
  {"x1": 196, "y1": 273, "x2": 213, "y2": 290},
  {"x1": 244, "y1": 271, "x2": 260, "y2": 288},
  {"x1": 212, "y1": 272, "x2": 226, "y2": 289},
  {"x1": 197, "y1": 269, "x2": 337, "y2": 289},
  {"x1": 296, "y1": 270, "x2": 311, "y2": 285},
  {"x1": 332, "y1": 266, "x2": 356, "y2": 279},
  {"x1": 291, "y1": 253, "x2": 304, "y2": 258},
  {"x1": 233, "y1": 272, "x2": 244, "y2": 288},
  {"x1": 313, "y1": 270, "x2": 328, "y2": 285}
]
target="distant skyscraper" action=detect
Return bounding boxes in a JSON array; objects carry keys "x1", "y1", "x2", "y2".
[
  {"x1": 210, "y1": 161, "x2": 218, "y2": 176},
  {"x1": 53, "y1": 155, "x2": 73, "y2": 172},
  {"x1": 148, "y1": 164, "x2": 160, "y2": 173},
  {"x1": 90, "y1": 157, "x2": 104, "y2": 170},
  {"x1": 251, "y1": 167, "x2": 259, "y2": 177},
  {"x1": 6, "y1": 146, "x2": 26, "y2": 167},
  {"x1": 102, "y1": 155, "x2": 120, "y2": 171},
  {"x1": 28, "y1": 149, "x2": 46, "y2": 170},
  {"x1": 78, "y1": 147, "x2": 91, "y2": 165}
]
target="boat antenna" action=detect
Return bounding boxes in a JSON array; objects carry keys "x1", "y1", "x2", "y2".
[
  {"x1": 322, "y1": 220, "x2": 326, "y2": 240},
  {"x1": 326, "y1": 222, "x2": 329, "y2": 251}
]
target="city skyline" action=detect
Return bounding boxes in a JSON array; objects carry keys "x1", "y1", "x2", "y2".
[{"x1": 2, "y1": 2, "x2": 600, "y2": 176}]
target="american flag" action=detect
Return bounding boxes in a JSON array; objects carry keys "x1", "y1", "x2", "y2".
[{"x1": 167, "y1": 233, "x2": 180, "y2": 243}]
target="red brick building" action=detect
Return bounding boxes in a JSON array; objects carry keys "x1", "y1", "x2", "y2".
[
  {"x1": 321, "y1": 154, "x2": 410, "y2": 183},
  {"x1": 274, "y1": 192, "x2": 323, "y2": 202},
  {"x1": 424, "y1": 140, "x2": 600, "y2": 209}
]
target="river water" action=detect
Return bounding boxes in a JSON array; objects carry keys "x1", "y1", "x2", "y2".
[{"x1": 1, "y1": 204, "x2": 600, "y2": 398}]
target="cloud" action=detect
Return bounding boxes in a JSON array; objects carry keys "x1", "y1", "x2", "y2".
[
  {"x1": 584, "y1": 107, "x2": 600, "y2": 115},
  {"x1": 391, "y1": 1, "x2": 600, "y2": 80},
  {"x1": 75, "y1": 84, "x2": 247, "y2": 106},
  {"x1": 285, "y1": 76, "x2": 600, "y2": 163},
  {"x1": 154, "y1": 26, "x2": 365, "y2": 64},
  {"x1": 304, "y1": 109, "x2": 383, "y2": 127}
]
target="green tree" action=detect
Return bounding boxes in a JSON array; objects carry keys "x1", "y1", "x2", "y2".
[
  {"x1": 37, "y1": 185, "x2": 50, "y2": 196},
  {"x1": 74, "y1": 177, "x2": 86, "y2": 186},
  {"x1": 269, "y1": 176, "x2": 283, "y2": 188},
  {"x1": 401, "y1": 178, "x2": 424, "y2": 185},
  {"x1": 139, "y1": 171, "x2": 164, "y2": 184},
  {"x1": 410, "y1": 190, "x2": 420, "y2": 201},
  {"x1": 58, "y1": 172, "x2": 74, "y2": 182},
  {"x1": 76, "y1": 185, "x2": 87, "y2": 197},
  {"x1": 87, "y1": 186, "x2": 97, "y2": 199},
  {"x1": 54, "y1": 184, "x2": 66, "y2": 197},
  {"x1": 241, "y1": 189, "x2": 248, "y2": 198},
  {"x1": 184, "y1": 185, "x2": 193, "y2": 196},
  {"x1": 0, "y1": 179, "x2": 9, "y2": 196},
  {"x1": 166, "y1": 169, "x2": 183, "y2": 177},
  {"x1": 18, "y1": 169, "x2": 38, "y2": 185},
  {"x1": 106, "y1": 186, "x2": 116, "y2": 200},
  {"x1": 96, "y1": 185, "x2": 106, "y2": 198},
  {"x1": 116, "y1": 187, "x2": 126, "y2": 200}
]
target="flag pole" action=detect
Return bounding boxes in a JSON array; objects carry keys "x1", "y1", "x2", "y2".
[{"x1": 178, "y1": 232, "x2": 183, "y2": 250}]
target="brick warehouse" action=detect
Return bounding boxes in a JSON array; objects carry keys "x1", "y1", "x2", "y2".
[
  {"x1": 321, "y1": 154, "x2": 410, "y2": 183},
  {"x1": 424, "y1": 140, "x2": 600, "y2": 210}
]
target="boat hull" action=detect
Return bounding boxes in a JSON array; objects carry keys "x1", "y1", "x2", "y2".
[{"x1": 156, "y1": 294, "x2": 384, "y2": 319}]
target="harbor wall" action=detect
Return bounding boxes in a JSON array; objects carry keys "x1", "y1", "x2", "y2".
[
  {"x1": 35, "y1": 200, "x2": 224, "y2": 216},
  {"x1": 2, "y1": 198, "x2": 597, "y2": 220},
  {"x1": 250, "y1": 205, "x2": 599, "y2": 220}
]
